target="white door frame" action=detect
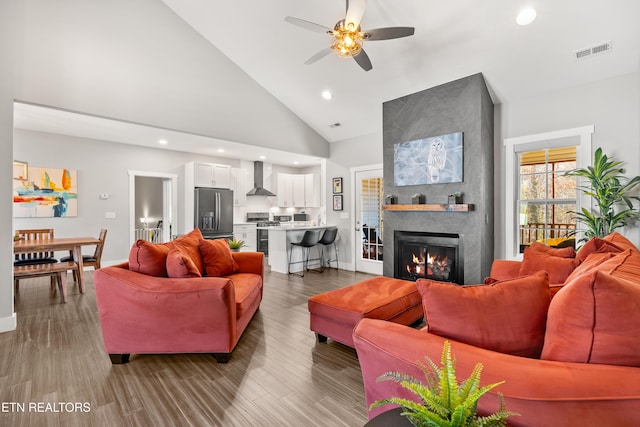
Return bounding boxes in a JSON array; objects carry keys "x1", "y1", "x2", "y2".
[
  {"x1": 350, "y1": 163, "x2": 383, "y2": 275},
  {"x1": 128, "y1": 170, "x2": 178, "y2": 246}
]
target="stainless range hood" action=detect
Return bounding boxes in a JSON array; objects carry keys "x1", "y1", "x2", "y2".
[{"x1": 246, "y1": 161, "x2": 276, "y2": 196}]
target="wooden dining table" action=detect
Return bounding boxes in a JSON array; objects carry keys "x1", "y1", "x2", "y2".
[{"x1": 13, "y1": 236, "x2": 101, "y2": 293}]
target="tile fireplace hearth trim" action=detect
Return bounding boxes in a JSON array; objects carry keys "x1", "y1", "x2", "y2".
[{"x1": 383, "y1": 204, "x2": 473, "y2": 212}]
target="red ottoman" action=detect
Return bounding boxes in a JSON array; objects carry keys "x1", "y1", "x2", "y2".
[{"x1": 308, "y1": 276, "x2": 423, "y2": 348}]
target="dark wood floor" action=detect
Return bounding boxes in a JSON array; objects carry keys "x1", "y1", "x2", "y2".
[{"x1": 1, "y1": 267, "x2": 378, "y2": 426}]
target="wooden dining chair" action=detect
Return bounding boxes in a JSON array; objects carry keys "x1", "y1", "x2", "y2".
[
  {"x1": 60, "y1": 228, "x2": 108, "y2": 282},
  {"x1": 14, "y1": 228, "x2": 58, "y2": 291},
  {"x1": 14, "y1": 228, "x2": 58, "y2": 265}
]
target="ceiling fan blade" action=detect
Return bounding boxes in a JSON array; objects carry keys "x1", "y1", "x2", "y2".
[
  {"x1": 353, "y1": 49, "x2": 372, "y2": 72},
  {"x1": 284, "y1": 16, "x2": 332, "y2": 34},
  {"x1": 345, "y1": 0, "x2": 366, "y2": 28},
  {"x1": 304, "y1": 47, "x2": 333, "y2": 65},
  {"x1": 364, "y1": 27, "x2": 415, "y2": 41}
]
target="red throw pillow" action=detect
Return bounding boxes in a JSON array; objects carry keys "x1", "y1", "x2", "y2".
[
  {"x1": 165, "y1": 228, "x2": 205, "y2": 275},
  {"x1": 576, "y1": 237, "x2": 625, "y2": 263},
  {"x1": 416, "y1": 270, "x2": 551, "y2": 358},
  {"x1": 597, "y1": 248, "x2": 640, "y2": 283},
  {"x1": 128, "y1": 240, "x2": 170, "y2": 277},
  {"x1": 541, "y1": 270, "x2": 640, "y2": 367},
  {"x1": 519, "y1": 245, "x2": 579, "y2": 284},
  {"x1": 601, "y1": 231, "x2": 640, "y2": 253},
  {"x1": 528, "y1": 241, "x2": 576, "y2": 258},
  {"x1": 199, "y1": 238, "x2": 239, "y2": 277},
  {"x1": 564, "y1": 252, "x2": 616, "y2": 283},
  {"x1": 166, "y1": 247, "x2": 202, "y2": 278}
]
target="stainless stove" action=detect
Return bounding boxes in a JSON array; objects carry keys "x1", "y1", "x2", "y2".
[
  {"x1": 256, "y1": 221, "x2": 281, "y2": 227},
  {"x1": 246, "y1": 212, "x2": 280, "y2": 255}
]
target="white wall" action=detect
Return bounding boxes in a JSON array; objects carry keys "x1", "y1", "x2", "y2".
[
  {"x1": 0, "y1": 1, "x2": 18, "y2": 332},
  {"x1": 135, "y1": 176, "x2": 164, "y2": 229},
  {"x1": 15, "y1": 0, "x2": 328, "y2": 159},
  {"x1": 495, "y1": 71, "x2": 640, "y2": 257},
  {"x1": 13, "y1": 129, "x2": 244, "y2": 265},
  {"x1": 327, "y1": 132, "x2": 384, "y2": 270}
]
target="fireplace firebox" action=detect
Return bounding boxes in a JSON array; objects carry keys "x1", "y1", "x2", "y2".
[{"x1": 394, "y1": 231, "x2": 463, "y2": 284}]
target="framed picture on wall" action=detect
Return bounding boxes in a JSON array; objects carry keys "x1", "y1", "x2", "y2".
[
  {"x1": 13, "y1": 161, "x2": 28, "y2": 180},
  {"x1": 333, "y1": 195, "x2": 343, "y2": 211},
  {"x1": 332, "y1": 177, "x2": 343, "y2": 194}
]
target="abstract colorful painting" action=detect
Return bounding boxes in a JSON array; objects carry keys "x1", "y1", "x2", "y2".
[
  {"x1": 13, "y1": 166, "x2": 78, "y2": 217},
  {"x1": 394, "y1": 132, "x2": 464, "y2": 186}
]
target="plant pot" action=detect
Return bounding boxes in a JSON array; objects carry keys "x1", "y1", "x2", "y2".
[
  {"x1": 386, "y1": 196, "x2": 398, "y2": 205},
  {"x1": 412, "y1": 195, "x2": 425, "y2": 204},
  {"x1": 448, "y1": 195, "x2": 462, "y2": 204}
]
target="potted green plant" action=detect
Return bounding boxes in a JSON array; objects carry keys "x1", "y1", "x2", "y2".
[
  {"x1": 565, "y1": 147, "x2": 640, "y2": 242},
  {"x1": 227, "y1": 238, "x2": 246, "y2": 252},
  {"x1": 371, "y1": 341, "x2": 518, "y2": 427},
  {"x1": 386, "y1": 194, "x2": 398, "y2": 205},
  {"x1": 448, "y1": 192, "x2": 462, "y2": 205},
  {"x1": 412, "y1": 193, "x2": 426, "y2": 204}
]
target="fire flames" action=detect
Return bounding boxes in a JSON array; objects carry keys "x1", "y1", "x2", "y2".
[{"x1": 406, "y1": 251, "x2": 452, "y2": 280}]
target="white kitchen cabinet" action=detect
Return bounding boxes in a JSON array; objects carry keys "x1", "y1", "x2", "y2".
[
  {"x1": 193, "y1": 162, "x2": 231, "y2": 188},
  {"x1": 230, "y1": 167, "x2": 248, "y2": 206},
  {"x1": 277, "y1": 173, "x2": 294, "y2": 207},
  {"x1": 277, "y1": 172, "x2": 319, "y2": 207},
  {"x1": 233, "y1": 224, "x2": 257, "y2": 252},
  {"x1": 304, "y1": 173, "x2": 320, "y2": 207},
  {"x1": 292, "y1": 174, "x2": 305, "y2": 207}
]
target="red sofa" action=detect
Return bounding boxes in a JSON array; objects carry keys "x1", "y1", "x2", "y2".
[
  {"x1": 353, "y1": 233, "x2": 640, "y2": 426},
  {"x1": 94, "y1": 229, "x2": 264, "y2": 363}
]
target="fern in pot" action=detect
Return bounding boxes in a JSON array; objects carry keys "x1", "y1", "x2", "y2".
[
  {"x1": 371, "y1": 341, "x2": 518, "y2": 427},
  {"x1": 565, "y1": 147, "x2": 640, "y2": 241}
]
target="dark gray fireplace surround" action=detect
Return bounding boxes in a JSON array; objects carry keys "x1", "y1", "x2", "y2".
[{"x1": 382, "y1": 73, "x2": 494, "y2": 284}]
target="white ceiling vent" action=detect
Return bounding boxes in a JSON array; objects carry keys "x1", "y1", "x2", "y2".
[{"x1": 574, "y1": 41, "x2": 612, "y2": 60}]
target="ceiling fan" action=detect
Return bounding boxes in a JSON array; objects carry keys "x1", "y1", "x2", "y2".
[{"x1": 284, "y1": 0, "x2": 414, "y2": 72}]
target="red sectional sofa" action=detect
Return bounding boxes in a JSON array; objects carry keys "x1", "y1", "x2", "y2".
[
  {"x1": 94, "y1": 229, "x2": 264, "y2": 363},
  {"x1": 353, "y1": 232, "x2": 640, "y2": 426}
]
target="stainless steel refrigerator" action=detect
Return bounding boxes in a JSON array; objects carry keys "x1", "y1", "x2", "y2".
[{"x1": 194, "y1": 187, "x2": 234, "y2": 239}]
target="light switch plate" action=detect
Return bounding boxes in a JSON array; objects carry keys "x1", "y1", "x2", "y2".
[{"x1": 105, "y1": 212, "x2": 116, "y2": 219}]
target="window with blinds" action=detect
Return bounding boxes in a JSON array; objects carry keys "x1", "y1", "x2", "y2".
[
  {"x1": 519, "y1": 146, "x2": 577, "y2": 251},
  {"x1": 361, "y1": 177, "x2": 384, "y2": 261}
]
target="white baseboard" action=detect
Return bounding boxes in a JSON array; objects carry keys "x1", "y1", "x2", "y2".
[{"x1": 0, "y1": 312, "x2": 17, "y2": 333}]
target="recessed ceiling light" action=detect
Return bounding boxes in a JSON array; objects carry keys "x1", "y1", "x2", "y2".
[
  {"x1": 293, "y1": 161, "x2": 300, "y2": 165},
  {"x1": 158, "y1": 139, "x2": 168, "y2": 145},
  {"x1": 516, "y1": 8, "x2": 537, "y2": 26},
  {"x1": 322, "y1": 90, "x2": 333, "y2": 100},
  {"x1": 259, "y1": 155, "x2": 266, "y2": 160},
  {"x1": 217, "y1": 148, "x2": 225, "y2": 153}
]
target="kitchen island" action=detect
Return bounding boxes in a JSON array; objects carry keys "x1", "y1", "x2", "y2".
[{"x1": 266, "y1": 224, "x2": 329, "y2": 274}]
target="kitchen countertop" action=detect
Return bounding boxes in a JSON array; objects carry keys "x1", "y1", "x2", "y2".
[{"x1": 263, "y1": 224, "x2": 328, "y2": 231}]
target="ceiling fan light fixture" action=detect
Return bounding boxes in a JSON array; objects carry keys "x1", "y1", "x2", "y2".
[{"x1": 331, "y1": 19, "x2": 363, "y2": 57}]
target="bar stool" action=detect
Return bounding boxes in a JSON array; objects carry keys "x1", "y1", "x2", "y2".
[
  {"x1": 288, "y1": 229, "x2": 322, "y2": 276},
  {"x1": 318, "y1": 227, "x2": 338, "y2": 270}
]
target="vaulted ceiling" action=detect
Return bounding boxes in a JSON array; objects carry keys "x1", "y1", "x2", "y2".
[
  {"x1": 162, "y1": 0, "x2": 640, "y2": 143},
  {"x1": 13, "y1": 1, "x2": 640, "y2": 166}
]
